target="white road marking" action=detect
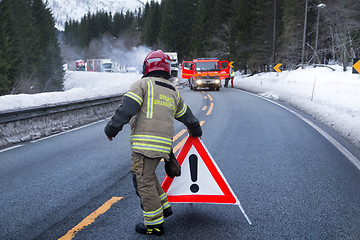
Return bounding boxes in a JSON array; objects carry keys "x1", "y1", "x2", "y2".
[
  {"x1": 239, "y1": 89, "x2": 360, "y2": 171},
  {"x1": 0, "y1": 144, "x2": 24, "y2": 153}
]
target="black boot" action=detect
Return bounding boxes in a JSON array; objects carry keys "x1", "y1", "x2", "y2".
[
  {"x1": 135, "y1": 223, "x2": 164, "y2": 236},
  {"x1": 163, "y1": 206, "x2": 173, "y2": 218}
]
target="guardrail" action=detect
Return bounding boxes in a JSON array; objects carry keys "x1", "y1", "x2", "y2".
[
  {"x1": 0, "y1": 94, "x2": 123, "y2": 148},
  {"x1": 0, "y1": 94, "x2": 122, "y2": 124}
]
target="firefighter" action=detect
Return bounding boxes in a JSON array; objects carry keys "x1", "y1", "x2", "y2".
[
  {"x1": 224, "y1": 76, "x2": 230, "y2": 88},
  {"x1": 230, "y1": 67, "x2": 235, "y2": 88},
  {"x1": 104, "y1": 50, "x2": 202, "y2": 236}
]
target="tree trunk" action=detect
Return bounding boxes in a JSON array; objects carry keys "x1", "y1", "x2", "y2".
[
  {"x1": 272, "y1": 0, "x2": 277, "y2": 67},
  {"x1": 301, "y1": 0, "x2": 308, "y2": 67}
]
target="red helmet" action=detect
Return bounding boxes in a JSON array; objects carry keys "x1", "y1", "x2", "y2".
[{"x1": 143, "y1": 50, "x2": 171, "y2": 75}]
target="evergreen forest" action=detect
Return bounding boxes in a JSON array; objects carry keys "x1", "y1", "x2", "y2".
[
  {"x1": 0, "y1": 0, "x2": 63, "y2": 95},
  {"x1": 64, "y1": 0, "x2": 360, "y2": 74},
  {"x1": 1, "y1": 0, "x2": 360, "y2": 96}
]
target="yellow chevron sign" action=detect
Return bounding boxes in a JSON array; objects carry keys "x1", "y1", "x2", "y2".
[
  {"x1": 353, "y1": 59, "x2": 360, "y2": 74},
  {"x1": 229, "y1": 61, "x2": 234, "y2": 68},
  {"x1": 274, "y1": 63, "x2": 283, "y2": 72}
]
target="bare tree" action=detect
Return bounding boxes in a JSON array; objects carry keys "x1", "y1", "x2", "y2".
[
  {"x1": 208, "y1": 23, "x2": 231, "y2": 59},
  {"x1": 301, "y1": 0, "x2": 309, "y2": 66},
  {"x1": 322, "y1": 0, "x2": 360, "y2": 70}
]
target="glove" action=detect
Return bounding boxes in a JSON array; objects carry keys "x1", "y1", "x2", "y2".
[
  {"x1": 186, "y1": 121, "x2": 202, "y2": 138},
  {"x1": 104, "y1": 123, "x2": 121, "y2": 139},
  {"x1": 165, "y1": 149, "x2": 181, "y2": 178}
]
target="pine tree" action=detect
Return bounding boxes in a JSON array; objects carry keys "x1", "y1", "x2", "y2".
[
  {"x1": 32, "y1": 0, "x2": 64, "y2": 92},
  {"x1": 248, "y1": 0, "x2": 274, "y2": 72},
  {"x1": 112, "y1": 12, "x2": 125, "y2": 37},
  {"x1": 159, "y1": 0, "x2": 177, "y2": 49},
  {"x1": 2, "y1": 0, "x2": 42, "y2": 93},
  {"x1": 141, "y1": 1, "x2": 162, "y2": 47},
  {"x1": 0, "y1": 1, "x2": 14, "y2": 94},
  {"x1": 230, "y1": 0, "x2": 254, "y2": 73},
  {"x1": 0, "y1": 0, "x2": 63, "y2": 95},
  {"x1": 208, "y1": 0, "x2": 233, "y2": 58},
  {"x1": 191, "y1": 0, "x2": 212, "y2": 57},
  {"x1": 281, "y1": 0, "x2": 308, "y2": 67}
]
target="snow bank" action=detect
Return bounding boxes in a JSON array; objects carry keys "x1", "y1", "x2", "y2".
[
  {"x1": 0, "y1": 66, "x2": 359, "y2": 149},
  {"x1": 234, "y1": 65, "x2": 360, "y2": 148},
  {"x1": 0, "y1": 71, "x2": 141, "y2": 112}
]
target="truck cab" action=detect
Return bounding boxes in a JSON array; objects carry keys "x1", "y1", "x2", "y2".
[
  {"x1": 165, "y1": 52, "x2": 179, "y2": 77},
  {"x1": 182, "y1": 58, "x2": 229, "y2": 91},
  {"x1": 101, "y1": 59, "x2": 113, "y2": 72}
]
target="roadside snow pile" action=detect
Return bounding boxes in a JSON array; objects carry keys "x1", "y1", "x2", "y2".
[
  {"x1": 0, "y1": 71, "x2": 141, "y2": 112},
  {"x1": 0, "y1": 66, "x2": 359, "y2": 149},
  {"x1": 234, "y1": 65, "x2": 360, "y2": 148}
]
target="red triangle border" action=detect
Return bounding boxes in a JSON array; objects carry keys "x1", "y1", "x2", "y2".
[{"x1": 162, "y1": 136, "x2": 239, "y2": 205}]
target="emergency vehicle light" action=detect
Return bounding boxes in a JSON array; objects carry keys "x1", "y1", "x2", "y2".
[{"x1": 196, "y1": 58, "x2": 218, "y2": 60}]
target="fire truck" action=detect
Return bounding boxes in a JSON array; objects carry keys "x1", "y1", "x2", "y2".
[
  {"x1": 75, "y1": 60, "x2": 85, "y2": 71},
  {"x1": 182, "y1": 58, "x2": 229, "y2": 91}
]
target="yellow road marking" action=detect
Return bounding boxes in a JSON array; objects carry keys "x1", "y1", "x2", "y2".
[
  {"x1": 59, "y1": 197, "x2": 123, "y2": 240},
  {"x1": 173, "y1": 129, "x2": 187, "y2": 142},
  {"x1": 173, "y1": 121, "x2": 205, "y2": 153},
  {"x1": 60, "y1": 119, "x2": 207, "y2": 239},
  {"x1": 206, "y1": 102, "x2": 214, "y2": 115},
  {"x1": 207, "y1": 94, "x2": 213, "y2": 101},
  {"x1": 173, "y1": 137, "x2": 187, "y2": 153},
  {"x1": 202, "y1": 106, "x2": 207, "y2": 111}
]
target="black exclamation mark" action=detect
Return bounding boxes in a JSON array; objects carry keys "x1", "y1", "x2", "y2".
[{"x1": 189, "y1": 154, "x2": 199, "y2": 193}]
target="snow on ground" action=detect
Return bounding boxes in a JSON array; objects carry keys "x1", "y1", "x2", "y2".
[
  {"x1": 0, "y1": 65, "x2": 359, "y2": 148},
  {"x1": 234, "y1": 65, "x2": 360, "y2": 148},
  {"x1": 0, "y1": 71, "x2": 141, "y2": 112}
]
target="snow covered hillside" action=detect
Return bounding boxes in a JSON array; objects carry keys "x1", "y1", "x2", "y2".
[{"x1": 44, "y1": 0, "x2": 161, "y2": 30}]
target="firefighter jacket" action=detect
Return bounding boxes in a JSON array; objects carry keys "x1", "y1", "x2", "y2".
[{"x1": 105, "y1": 76, "x2": 201, "y2": 160}]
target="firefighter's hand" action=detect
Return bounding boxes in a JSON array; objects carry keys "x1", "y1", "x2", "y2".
[
  {"x1": 187, "y1": 122, "x2": 202, "y2": 138},
  {"x1": 104, "y1": 123, "x2": 121, "y2": 139}
]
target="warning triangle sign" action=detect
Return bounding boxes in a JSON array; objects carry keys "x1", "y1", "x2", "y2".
[{"x1": 162, "y1": 136, "x2": 240, "y2": 205}]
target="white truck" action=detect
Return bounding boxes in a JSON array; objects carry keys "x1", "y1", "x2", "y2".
[
  {"x1": 86, "y1": 59, "x2": 113, "y2": 72},
  {"x1": 165, "y1": 52, "x2": 179, "y2": 77}
]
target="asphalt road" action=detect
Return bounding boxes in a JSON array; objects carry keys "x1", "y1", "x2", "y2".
[{"x1": 1, "y1": 86, "x2": 360, "y2": 240}]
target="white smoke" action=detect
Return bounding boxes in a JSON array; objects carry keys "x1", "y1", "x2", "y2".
[{"x1": 86, "y1": 36, "x2": 153, "y2": 72}]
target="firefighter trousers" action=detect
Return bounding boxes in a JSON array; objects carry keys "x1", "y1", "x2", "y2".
[{"x1": 131, "y1": 150, "x2": 171, "y2": 227}]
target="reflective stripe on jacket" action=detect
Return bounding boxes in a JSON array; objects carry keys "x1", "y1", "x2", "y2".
[
  {"x1": 106, "y1": 76, "x2": 199, "y2": 160},
  {"x1": 128, "y1": 77, "x2": 187, "y2": 159}
]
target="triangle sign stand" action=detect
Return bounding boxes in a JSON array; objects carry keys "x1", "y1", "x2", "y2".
[{"x1": 162, "y1": 136, "x2": 252, "y2": 225}]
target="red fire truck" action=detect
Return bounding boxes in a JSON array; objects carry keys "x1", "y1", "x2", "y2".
[
  {"x1": 75, "y1": 60, "x2": 85, "y2": 71},
  {"x1": 182, "y1": 58, "x2": 229, "y2": 91}
]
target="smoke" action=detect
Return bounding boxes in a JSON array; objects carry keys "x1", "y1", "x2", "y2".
[
  {"x1": 87, "y1": 35, "x2": 153, "y2": 71},
  {"x1": 61, "y1": 33, "x2": 154, "y2": 72}
]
